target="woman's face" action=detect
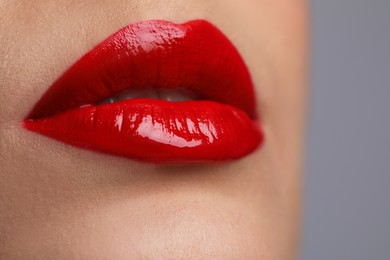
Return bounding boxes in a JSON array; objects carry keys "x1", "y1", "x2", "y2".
[{"x1": 0, "y1": 0, "x2": 307, "y2": 258}]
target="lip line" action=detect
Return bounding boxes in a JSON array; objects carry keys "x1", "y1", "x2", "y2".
[
  {"x1": 26, "y1": 19, "x2": 257, "y2": 120},
  {"x1": 23, "y1": 19, "x2": 263, "y2": 163}
]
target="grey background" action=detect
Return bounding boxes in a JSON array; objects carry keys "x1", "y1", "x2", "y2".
[{"x1": 302, "y1": 0, "x2": 390, "y2": 259}]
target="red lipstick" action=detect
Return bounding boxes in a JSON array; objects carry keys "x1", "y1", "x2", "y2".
[{"x1": 24, "y1": 20, "x2": 264, "y2": 163}]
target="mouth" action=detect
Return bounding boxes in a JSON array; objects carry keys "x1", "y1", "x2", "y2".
[{"x1": 23, "y1": 20, "x2": 264, "y2": 163}]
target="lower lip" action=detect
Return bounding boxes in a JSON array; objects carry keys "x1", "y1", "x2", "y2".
[{"x1": 24, "y1": 99, "x2": 263, "y2": 163}]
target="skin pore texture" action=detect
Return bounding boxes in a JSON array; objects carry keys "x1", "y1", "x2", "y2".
[{"x1": 0, "y1": 0, "x2": 308, "y2": 259}]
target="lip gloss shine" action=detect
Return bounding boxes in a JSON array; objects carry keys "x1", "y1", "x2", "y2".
[{"x1": 24, "y1": 20, "x2": 264, "y2": 163}]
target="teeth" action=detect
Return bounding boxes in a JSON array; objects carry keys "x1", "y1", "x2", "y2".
[
  {"x1": 97, "y1": 88, "x2": 198, "y2": 105},
  {"x1": 116, "y1": 89, "x2": 159, "y2": 101},
  {"x1": 157, "y1": 89, "x2": 197, "y2": 102}
]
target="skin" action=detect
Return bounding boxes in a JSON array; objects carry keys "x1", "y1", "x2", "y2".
[{"x1": 0, "y1": 0, "x2": 308, "y2": 259}]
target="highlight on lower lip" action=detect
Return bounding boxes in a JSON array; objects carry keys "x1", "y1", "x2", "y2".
[
  {"x1": 24, "y1": 99, "x2": 263, "y2": 162},
  {"x1": 24, "y1": 19, "x2": 264, "y2": 163}
]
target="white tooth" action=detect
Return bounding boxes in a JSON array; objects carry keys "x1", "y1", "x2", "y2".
[
  {"x1": 159, "y1": 89, "x2": 194, "y2": 102},
  {"x1": 97, "y1": 88, "x2": 198, "y2": 105},
  {"x1": 116, "y1": 91, "x2": 137, "y2": 101},
  {"x1": 166, "y1": 92, "x2": 190, "y2": 102},
  {"x1": 115, "y1": 89, "x2": 159, "y2": 101},
  {"x1": 97, "y1": 97, "x2": 115, "y2": 105},
  {"x1": 138, "y1": 89, "x2": 159, "y2": 99}
]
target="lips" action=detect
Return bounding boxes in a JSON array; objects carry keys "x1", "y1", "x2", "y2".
[{"x1": 23, "y1": 20, "x2": 264, "y2": 163}]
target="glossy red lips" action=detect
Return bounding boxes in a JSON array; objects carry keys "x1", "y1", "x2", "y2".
[{"x1": 24, "y1": 20, "x2": 264, "y2": 163}]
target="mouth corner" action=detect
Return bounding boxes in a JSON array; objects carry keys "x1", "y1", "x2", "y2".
[{"x1": 24, "y1": 19, "x2": 263, "y2": 163}]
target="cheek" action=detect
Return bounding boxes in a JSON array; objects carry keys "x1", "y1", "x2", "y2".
[
  {"x1": 201, "y1": 0, "x2": 308, "y2": 257},
  {"x1": 228, "y1": 0, "x2": 308, "y2": 255}
]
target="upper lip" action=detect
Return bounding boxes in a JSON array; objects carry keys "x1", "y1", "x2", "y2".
[
  {"x1": 24, "y1": 20, "x2": 263, "y2": 163},
  {"x1": 28, "y1": 20, "x2": 257, "y2": 120}
]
